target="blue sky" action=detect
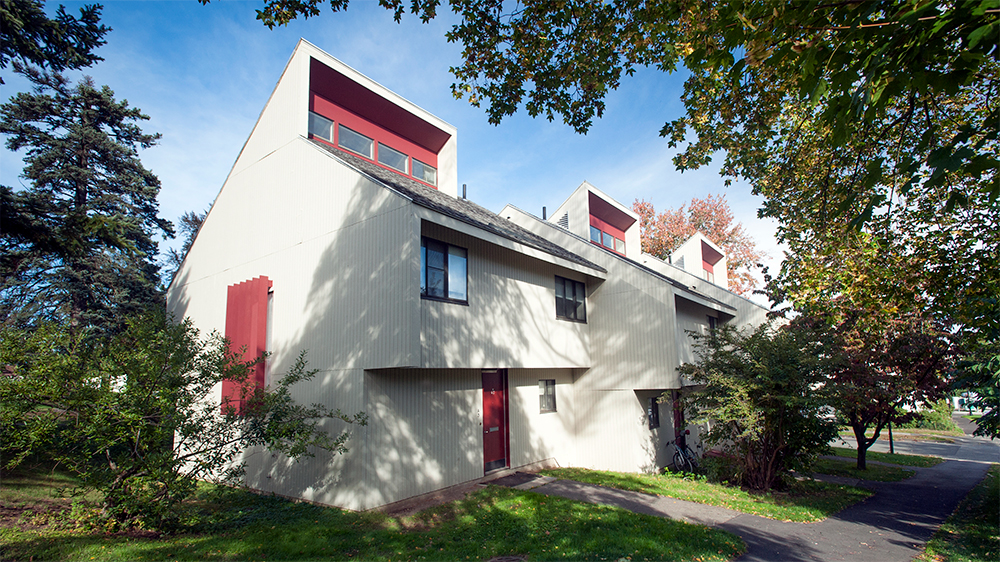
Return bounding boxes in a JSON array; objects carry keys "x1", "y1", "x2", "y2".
[{"x1": 1, "y1": 1, "x2": 782, "y2": 293}]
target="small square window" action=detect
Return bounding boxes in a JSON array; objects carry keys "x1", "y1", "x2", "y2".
[
  {"x1": 590, "y1": 225, "x2": 601, "y2": 244},
  {"x1": 602, "y1": 231, "x2": 615, "y2": 249},
  {"x1": 647, "y1": 397, "x2": 660, "y2": 429},
  {"x1": 540, "y1": 380, "x2": 556, "y2": 413},
  {"x1": 338, "y1": 124, "x2": 373, "y2": 158}
]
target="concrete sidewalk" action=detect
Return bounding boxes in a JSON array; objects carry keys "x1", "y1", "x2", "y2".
[{"x1": 491, "y1": 420, "x2": 997, "y2": 561}]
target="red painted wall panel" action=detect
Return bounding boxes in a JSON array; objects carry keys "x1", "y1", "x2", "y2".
[
  {"x1": 311, "y1": 92, "x2": 439, "y2": 186},
  {"x1": 223, "y1": 276, "x2": 272, "y2": 414},
  {"x1": 589, "y1": 214, "x2": 626, "y2": 256}
]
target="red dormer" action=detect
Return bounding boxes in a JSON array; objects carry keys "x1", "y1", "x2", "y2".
[{"x1": 307, "y1": 57, "x2": 452, "y2": 190}]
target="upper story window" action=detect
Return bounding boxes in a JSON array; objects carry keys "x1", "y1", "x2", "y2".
[
  {"x1": 338, "y1": 124, "x2": 373, "y2": 158},
  {"x1": 308, "y1": 110, "x2": 438, "y2": 188},
  {"x1": 421, "y1": 237, "x2": 468, "y2": 303},
  {"x1": 703, "y1": 269, "x2": 715, "y2": 283},
  {"x1": 378, "y1": 142, "x2": 408, "y2": 173},
  {"x1": 555, "y1": 275, "x2": 586, "y2": 322},
  {"x1": 589, "y1": 223, "x2": 625, "y2": 256},
  {"x1": 412, "y1": 158, "x2": 437, "y2": 187},
  {"x1": 309, "y1": 112, "x2": 334, "y2": 142}
]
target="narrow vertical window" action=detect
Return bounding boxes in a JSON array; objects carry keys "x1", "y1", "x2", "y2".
[
  {"x1": 555, "y1": 276, "x2": 586, "y2": 322},
  {"x1": 590, "y1": 225, "x2": 601, "y2": 243},
  {"x1": 539, "y1": 380, "x2": 556, "y2": 413},
  {"x1": 647, "y1": 397, "x2": 660, "y2": 429}
]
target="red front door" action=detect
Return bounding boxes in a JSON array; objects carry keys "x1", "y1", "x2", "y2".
[{"x1": 482, "y1": 369, "x2": 509, "y2": 473}]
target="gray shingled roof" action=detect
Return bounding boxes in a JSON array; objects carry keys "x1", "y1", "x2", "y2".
[{"x1": 309, "y1": 138, "x2": 606, "y2": 273}]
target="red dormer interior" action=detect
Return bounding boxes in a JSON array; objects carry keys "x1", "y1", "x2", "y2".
[
  {"x1": 308, "y1": 58, "x2": 449, "y2": 187},
  {"x1": 701, "y1": 240, "x2": 724, "y2": 273},
  {"x1": 588, "y1": 191, "x2": 636, "y2": 256}
]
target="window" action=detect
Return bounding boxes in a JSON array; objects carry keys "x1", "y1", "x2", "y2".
[
  {"x1": 602, "y1": 232, "x2": 615, "y2": 250},
  {"x1": 308, "y1": 111, "x2": 333, "y2": 141},
  {"x1": 590, "y1": 225, "x2": 601, "y2": 243},
  {"x1": 412, "y1": 158, "x2": 437, "y2": 186},
  {"x1": 378, "y1": 142, "x2": 408, "y2": 173},
  {"x1": 555, "y1": 276, "x2": 586, "y2": 322},
  {"x1": 708, "y1": 316, "x2": 718, "y2": 331},
  {"x1": 647, "y1": 397, "x2": 660, "y2": 429},
  {"x1": 338, "y1": 124, "x2": 373, "y2": 158},
  {"x1": 539, "y1": 380, "x2": 556, "y2": 413},
  {"x1": 704, "y1": 269, "x2": 715, "y2": 283},
  {"x1": 421, "y1": 237, "x2": 467, "y2": 302},
  {"x1": 614, "y1": 237, "x2": 626, "y2": 254}
]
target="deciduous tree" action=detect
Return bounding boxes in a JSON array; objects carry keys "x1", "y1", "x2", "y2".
[{"x1": 633, "y1": 194, "x2": 765, "y2": 295}]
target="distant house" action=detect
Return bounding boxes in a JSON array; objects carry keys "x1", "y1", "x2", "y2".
[{"x1": 167, "y1": 39, "x2": 769, "y2": 511}]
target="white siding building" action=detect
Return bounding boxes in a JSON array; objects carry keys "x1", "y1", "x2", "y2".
[{"x1": 167, "y1": 40, "x2": 769, "y2": 511}]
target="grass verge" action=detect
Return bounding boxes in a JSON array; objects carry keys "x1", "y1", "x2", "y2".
[
  {"x1": 828, "y1": 446, "x2": 944, "y2": 468},
  {"x1": 539, "y1": 467, "x2": 872, "y2": 522},
  {"x1": 917, "y1": 464, "x2": 1000, "y2": 562},
  {"x1": 811, "y1": 458, "x2": 914, "y2": 481},
  {"x1": 839, "y1": 428, "x2": 960, "y2": 441},
  {"x1": 0, "y1": 467, "x2": 745, "y2": 561}
]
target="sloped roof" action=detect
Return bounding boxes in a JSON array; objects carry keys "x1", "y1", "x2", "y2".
[{"x1": 309, "y1": 138, "x2": 606, "y2": 273}]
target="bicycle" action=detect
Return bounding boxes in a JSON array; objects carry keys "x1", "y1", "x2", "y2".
[{"x1": 670, "y1": 429, "x2": 700, "y2": 473}]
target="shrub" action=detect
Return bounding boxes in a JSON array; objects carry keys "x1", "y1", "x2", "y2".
[
  {"x1": 900, "y1": 399, "x2": 960, "y2": 431},
  {"x1": 680, "y1": 321, "x2": 839, "y2": 491}
]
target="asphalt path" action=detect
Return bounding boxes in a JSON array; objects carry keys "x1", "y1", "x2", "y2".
[{"x1": 497, "y1": 415, "x2": 998, "y2": 562}]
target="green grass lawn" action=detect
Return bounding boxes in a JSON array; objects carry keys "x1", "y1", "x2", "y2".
[
  {"x1": 539, "y1": 467, "x2": 872, "y2": 522},
  {"x1": 827, "y1": 446, "x2": 944, "y2": 468},
  {"x1": 0, "y1": 467, "x2": 745, "y2": 562},
  {"x1": 839, "y1": 428, "x2": 961, "y2": 441},
  {"x1": 918, "y1": 465, "x2": 1000, "y2": 562},
  {"x1": 811, "y1": 457, "x2": 915, "y2": 481}
]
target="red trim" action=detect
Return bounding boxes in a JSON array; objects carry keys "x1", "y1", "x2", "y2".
[
  {"x1": 701, "y1": 240, "x2": 724, "y2": 265},
  {"x1": 588, "y1": 191, "x2": 636, "y2": 231},
  {"x1": 309, "y1": 57, "x2": 451, "y2": 152},
  {"x1": 223, "y1": 276, "x2": 271, "y2": 415},
  {"x1": 311, "y1": 93, "x2": 439, "y2": 188},
  {"x1": 702, "y1": 259, "x2": 714, "y2": 274},
  {"x1": 589, "y1": 215, "x2": 626, "y2": 256}
]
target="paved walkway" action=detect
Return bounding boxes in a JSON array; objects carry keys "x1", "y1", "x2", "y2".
[{"x1": 492, "y1": 416, "x2": 998, "y2": 562}]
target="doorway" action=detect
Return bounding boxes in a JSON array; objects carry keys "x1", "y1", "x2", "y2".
[{"x1": 482, "y1": 369, "x2": 509, "y2": 473}]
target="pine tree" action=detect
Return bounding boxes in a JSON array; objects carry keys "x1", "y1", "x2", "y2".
[{"x1": 0, "y1": 66, "x2": 172, "y2": 331}]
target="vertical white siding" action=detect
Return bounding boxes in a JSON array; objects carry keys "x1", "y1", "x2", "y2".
[
  {"x1": 362, "y1": 368, "x2": 482, "y2": 507},
  {"x1": 420, "y1": 222, "x2": 590, "y2": 369},
  {"x1": 508, "y1": 369, "x2": 577, "y2": 468}
]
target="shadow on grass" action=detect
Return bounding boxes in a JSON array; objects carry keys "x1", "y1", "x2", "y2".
[{"x1": 1, "y1": 485, "x2": 745, "y2": 562}]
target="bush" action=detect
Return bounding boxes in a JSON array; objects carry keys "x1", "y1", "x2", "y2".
[
  {"x1": 900, "y1": 399, "x2": 961, "y2": 431},
  {"x1": 0, "y1": 312, "x2": 366, "y2": 529},
  {"x1": 680, "y1": 321, "x2": 840, "y2": 491}
]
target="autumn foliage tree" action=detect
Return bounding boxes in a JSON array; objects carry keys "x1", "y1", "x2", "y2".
[{"x1": 633, "y1": 194, "x2": 765, "y2": 295}]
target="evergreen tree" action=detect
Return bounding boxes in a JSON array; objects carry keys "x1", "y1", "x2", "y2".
[
  {"x1": 0, "y1": 66, "x2": 172, "y2": 332},
  {"x1": 0, "y1": 0, "x2": 109, "y2": 84}
]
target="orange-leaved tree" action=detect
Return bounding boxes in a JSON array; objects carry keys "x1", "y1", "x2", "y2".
[{"x1": 632, "y1": 194, "x2": 765, "y2": 295}]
